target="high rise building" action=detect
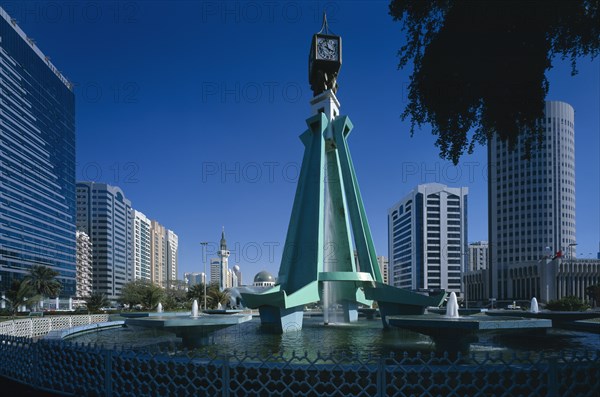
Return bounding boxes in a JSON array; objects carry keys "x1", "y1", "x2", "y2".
[
  {"x1": 377, "y1": 256, "x2": 389, "y2": 285},
  {"x1": 233, "y1": 265, "x2": 242, "y2": 286},
  {"x1": 354, "y1": 251, "x2": 389, "y2": 285},
  {"x1": 76, "y1": 182, "x2": 133, "y2": 300},
  {"x1": 488, "y1": 101, "x2": 575, "y2": 300},
  {"x1": 229, "y1": 268, "x2": 238, "y2": 288},
  {"x1": 184, "y1": 272, "x2": 205, "y2": 288},
  {"x1": 388, "y1": 183, "x2": 468, "y2": 297},
  {"x1": 210, "y1": 258, "x2": 221, "y2": 285},
  {"x1": 166, "y1": 230, "x2": 178, "y2": 288},
  {"x1": 131, "y1": 210, "x2": 152, "y2": 281},
  {"x1": 148, "y1": 220, "x2": 177, "y2": 288},
  {"x1": 150, "y1": 220, "x2": 167, "y2": 287},
  {"x1": 226, "y1": 268, "x2": 233, "y2": 289},
  {"x1": 0, "y1": 8, "x2": 76, "y2": 296},
  {"x1": 75, "y1": 231, "x2": 92, "y2": 298},
  {"x1": 468, "y1": 241, "x2": 489, "y2": 271}
]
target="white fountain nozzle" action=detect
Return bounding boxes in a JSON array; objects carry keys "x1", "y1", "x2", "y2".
[
  {"x1": 191, "y1": 300, "x2": 199, "y2": 318},
  {"x1": 446, "y1": 292, "x2": 460, "y2": 318},
  {"x1": 530, "y1": 297, "x2": 539, "y2": 313}
]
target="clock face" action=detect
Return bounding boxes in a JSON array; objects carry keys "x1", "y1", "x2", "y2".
[{"x1": 316, "y1": 37, "x2": 338, "y2": 61}]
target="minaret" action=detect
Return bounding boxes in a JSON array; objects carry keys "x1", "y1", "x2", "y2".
[{"x1": 218, "y1": 227, "x2": 230, "y2": 290}]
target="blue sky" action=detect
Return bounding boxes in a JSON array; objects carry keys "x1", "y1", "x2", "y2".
[{"x1": 7, "y1": 1, "x2": 599, "y2": 281}]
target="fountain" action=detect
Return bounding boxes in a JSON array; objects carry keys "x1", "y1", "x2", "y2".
[
  {"x1": 530, "y1": 297, "x2": 539, "y2": 313},
  {"x1": 3, "y1": 17, "x2": 599, "y2": 397},
  {"x1": 445, "y1": 292, "x2": 459, "y2": 318},
  {"x1": 157, "y1": 302, "x2": 163, "y2": 313},
  {"x1": 70, "y1": 16, "x2": 594, "y2": 357},
  {"x1": 241, "y1": 17, "x2": 445, "y2": 333},
  {"x1": 485, "y1": 297, "x2": 600, "y2": 330},
  {"x1": 191, "y1": 299, "x2": 199, "y2": 317},
  {"x1": 124, "y1": 298, "x2": 251, "y2": 348},
  {"x1": 384, "y1": 292, "x2": 555, "y2": 352}
]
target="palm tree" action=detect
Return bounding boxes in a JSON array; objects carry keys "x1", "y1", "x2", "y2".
[
  {"x1": 83, "y1": 293, "x2": 109, "y2": 314},
  {"x1": 163, "y1": 288, "x2": 187, "y2": 311},
  {"x1": 208, "y1": 288, "x2": 231, "y2": 309},
  {"x1": 26, "y1": 265, "x2": 61, "y2": 308},
  {"x1": 2, "y1": 279, "x2": 40, "y2": 317},
  {"x1": 140, "y1": 283, "x2": 165, "y2": 310},
  {"x1": 119, "y1": 280, "x2": 165, "y2": 310},
  {"x1": 187, "y1": 284, "x2": 206, "y2": 301},
  {"x1": 585, "y1": 284, "x2": 600, "y2": 308}
]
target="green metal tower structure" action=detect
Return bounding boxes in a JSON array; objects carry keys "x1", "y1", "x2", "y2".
[{"x1": 242, "y1": 19, "x2": 445, "y2": 333}]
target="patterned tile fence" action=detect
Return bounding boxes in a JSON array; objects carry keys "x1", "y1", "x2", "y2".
[
  {"x1": 0, "y1": 333, "x2": 598, "y2": 397},
  {"x1": 0, "y1": 314, "x2": 109, "y2": 338}
]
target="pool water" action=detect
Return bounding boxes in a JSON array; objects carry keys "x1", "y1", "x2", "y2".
[{"x1": 68, "y1": 316, "x2": 600, "y2": 361}]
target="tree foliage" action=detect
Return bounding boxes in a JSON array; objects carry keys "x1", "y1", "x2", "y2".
[
  {"x1": 545, "y1": 296, "x2": 589, "y2": 311},
  {"x1": 162, "y1": 288, "x2": 188, "y2": 311},
  {"x1": 585, "y1": 284, "x2": 600, "y2": 307},
  {"x1": 187, "y1": 283, "x2": 207, "y2": 303},
  {"x1": 119, "y1": 280, "x2": 165, "y2": 310},
  {"x1": 389, "y1": 0, "x2": 600, "y2": 163},
  {"x1": 206, "y1": 283, "x2": 232, "y2": 309},
  {"x1": 25, "y1": 265, "x2": 61, "y2": 299},
  {"x1": 187, "y1": 282, "x2": 231, "y2": 309},
  {"x1": 2, "y1": 279, "x2": 40, "y2": 316},
  {"x1": 83, "y1": 293, "x2": 110, "y2": 314},
  {"x1": 209, "y1": 288, "x2": 231, "y2": 309}
]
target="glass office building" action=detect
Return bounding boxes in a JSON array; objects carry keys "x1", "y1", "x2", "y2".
[{"x1": 0, "y1": 8, "x2": 76, "y2": 296}]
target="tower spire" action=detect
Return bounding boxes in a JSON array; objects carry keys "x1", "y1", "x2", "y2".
[
  {"x1": 319, "y1": 11, "x2": 330, "y2": 34},
  {"x1": 220, "y1": 227, "x2": 227, "y2": 250}
]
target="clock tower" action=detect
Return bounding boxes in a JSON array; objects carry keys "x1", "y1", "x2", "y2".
[
  {"x1": 242, "y1": 14, "x2": 445, "y2": 333},
  {"x1": 309, "y1": 13, "x2": 342, "y2": 97}
]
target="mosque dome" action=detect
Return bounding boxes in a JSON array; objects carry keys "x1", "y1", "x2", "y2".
[{"x1": 253, "y1": 271, "x2": 276, "y2": 287}]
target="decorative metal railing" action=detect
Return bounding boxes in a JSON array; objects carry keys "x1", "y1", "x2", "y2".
[
  {"x1": 0, "y1": 334, "x2": 598, "y2": 397},
  {"x1": 0, "y1": 314, "x2": 109, "y2": 338}
]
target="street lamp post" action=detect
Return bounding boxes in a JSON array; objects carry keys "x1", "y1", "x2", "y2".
[
  {"x1": 200, "y1": 242, "x2": 209, "y2": 311},
  {"x1": 568, "y1": 243, "x2": 577, "y2": 297}
]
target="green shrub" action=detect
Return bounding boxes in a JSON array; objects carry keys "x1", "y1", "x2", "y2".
[{"x1": 545, "y1": 296, "x2": 589, "y2": 311}]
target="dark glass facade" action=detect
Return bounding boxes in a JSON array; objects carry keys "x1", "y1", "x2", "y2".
[{"x1": 0, "y1": 11, "x2": 76, "y2": 296}]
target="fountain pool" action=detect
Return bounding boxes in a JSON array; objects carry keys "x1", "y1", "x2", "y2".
[
  {"x1": 123, "y1": 300, "x2": 252, "y2": 348},
  {"x1": 68, "y1": 315, "x2": 599, "y2": 360}
]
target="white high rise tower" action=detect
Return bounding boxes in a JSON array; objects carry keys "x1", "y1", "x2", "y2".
[
  {"x1": 388, "y1": 183, "x2": 468, "y2": 297},
  {"x1": 488, "y1": 101, "x2": 576, "y2": 300},
  {"x1": 132, "y1": 210, "x2": 152, "y2": 281}
]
